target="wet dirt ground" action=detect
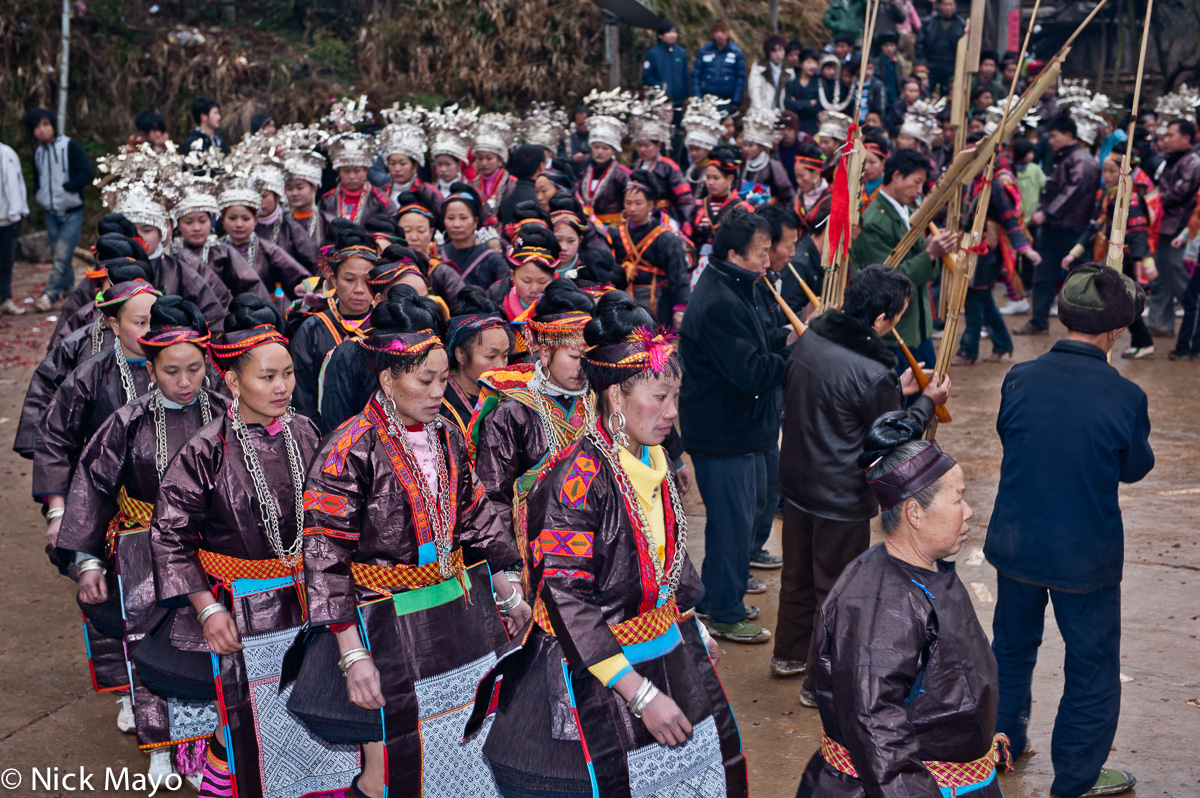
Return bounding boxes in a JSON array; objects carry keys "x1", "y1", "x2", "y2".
[{"x1": 0, "y1": 260, "x2": 1195, "y2": 797}]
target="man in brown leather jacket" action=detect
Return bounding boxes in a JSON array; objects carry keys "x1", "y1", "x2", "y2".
[
  {"x1": 1017, "y1": 116, "x2": 1101, "y2": 335},
  {"x1": 774, "y1": 264, "x2": 948, "y2": 706}
]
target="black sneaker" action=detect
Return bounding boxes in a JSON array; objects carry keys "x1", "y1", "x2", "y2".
[
  {"x1": 746, "y1": 576, "x2": 767, "y2": 594},
  {"x1": 750, "y1": 551, "x2": 783, "y2": 569},
  {"x1": 798, "y1": 687, "x2": 818, "y2": 707},
  {"x1": 1168, "y1": 349, "x2": 1200, "y2": 361}
]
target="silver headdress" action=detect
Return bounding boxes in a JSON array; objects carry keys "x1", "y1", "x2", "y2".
[
  {"x1": 520, "y1": 103, "x2": 568, "y2": 151},
  {"x1": 628, "y1": 89, "x2": 673, "y2": 144},
  {"x1": 583, "y1": 88, "x2": 636, "y2": 151},
  {"x1": 682, "y1": 94, "x2": 725, "y2": 151},
  {"x1": 425, "y1": 104, "x2": 478, "y2": 163}
]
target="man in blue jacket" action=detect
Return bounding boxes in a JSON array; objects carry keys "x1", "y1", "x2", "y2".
[
  {"x1": 692, "y1": 19, "x2": 747, "y2": 115},
  {"x1": 643, "y1": 20, "x2": 690, "y2": 123},
  {"x1": 985, "y1": 264, "x2": 1153, "y2": 798},
  {"x1": 680, "y1": 208, "x2": 795, "y2": 644}
]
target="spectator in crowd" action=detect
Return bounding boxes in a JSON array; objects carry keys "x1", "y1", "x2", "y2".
[
  {"x1": 987, "y1": 264, "x2": 1151, "y2": 798},
  {"x1": 559, "y1": 105, "x2": 590, "y2": 180},
  {"x1": 1149, "y1": 119, "x2": 1200, "y2": 336},
  {"x1": 887, "y1": 76, "x2": 924, "y2": 133},
  {"x1": 692, "y1": 20, "x2": 747, "y2": 115},
  {"x1": 785, "y1": 40, "x2": 804, "y2": 70},
  {"x1": 129, "y1": 110, "x2": 170, "y2": 154},
  {"x1": 680, "y1": 209, "x2": 792, "y2": 645},
  {"x1": 895, "y1": 0, "x2": 922, "y2": 60},
  {"x1": 23, "y1": 109, "x2": 93, "y2": 312},
  {"x1": 775, "y1": 111, "x2": 803, "y2": 188},
  {"x1": 874, "y1": 32, "x2": 909, "y2": 108},
  {"x1": 831, "y1": 33, "x2": 857, "y2": 62},
  {"x1": 0, "y1": 136, "x2": 29, "y2": 316},
  {"x1": 823, "y1": 0, "x2": 867, "y2": 40},
  {"x1": 642, "y1": 20, "x2": 690, "y2": 123},
  {"x1": 749, "y1": 34, "x2": 796, "y2": 113},
  {"x1": 915, "y1": 0, "x2": 965, "y2": 95},
  {"x1": 784, "y1": 48, "x2": 823, "y2": 136},
  {"x1": 249, "y1": 113, "x2": 277, "y2": 137},
  {"x1": 1016, "y1": 117, "x2": 1101, "y2": 335},
  {"x1": 182, "y1": 96, "x2": 227, "y2": 155}
]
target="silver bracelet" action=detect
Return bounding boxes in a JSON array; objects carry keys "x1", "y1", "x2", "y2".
[
  {"x1": 338, "y1": 648, "x2": 372, "y2": 675},
  {"x1": 495, "y1": 588, "x2": 522, "y2": 614},
  {"x1": 46, "y1": 507, "x2": 65, "y2": 520},
  {"x1": 504, "y1": 570, "x2": 522, "y2": 585},
  {"x1": 76, "y1": 558, "x2": 105, "y2": 576},
  {"x1": 196, "y1": 602, "x2": 228, "y2": 626},
  {"x1": 627, "y1": 677, "x2": 659, "y2": 719}
]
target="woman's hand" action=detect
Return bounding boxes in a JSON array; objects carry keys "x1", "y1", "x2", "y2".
[
  {"x1": 345, "y1": 658, "x2": 386, "y2": 711},
  {"x1": 676, "y1": 467, "x2": 693, "y2": 495},
  {"x1": 77, "y1": 569, "x2": 108, "y2": 604},
  {"x1": 1060, "y1": 253, "x2": 1076, "y2": 271},
  {"x1": 501, "y1": 599, "x2": 532, "y2": 637},
  {"x1": 201, "y1": 607, "x2": 243, "y2": 656},
  {"x1": 640, "y1": 692, "x2": 693, "y2": 748},
  {"x1": 45, "y1": 516, "x2": 62, "y2": 547},
  {"x1": 1172, "y1": 232, "x2": 1187, "y2": 250}
]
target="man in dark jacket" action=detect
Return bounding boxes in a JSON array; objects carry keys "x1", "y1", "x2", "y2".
[
  {"x1": 1148, "y1": 119, "x2": 1200, "y2": 336},
  {"x1": 692, "y1": 19, "x2": 747, "y2": 115},
  {"x1": 23, "y1": 109, "x2": 93, "y2": 311},
  {"x1": 775, "y1": 264, "x2": 947, "y2": 704},
  {"x1": 497, "y1": 144, "x2": 543, "y2": 226},
  {"x1": 1016, "y1": 116, "x2": 1101, "y2": 335},
  {"x1": 915, "y1": 0, "x2": 965, "y2": 95},
  {"x1": 986, "y1": 264, "x2": 1152, "y2": 798},
  {"x1": 181, "y1": 96, "x2": 227, "y2": 156},
  {"x1": 642, "y1": 20, "x2": 690, "y2": 121},
  {"x1": 680, "y1": 208, "x2": 793, "y2": 644}
]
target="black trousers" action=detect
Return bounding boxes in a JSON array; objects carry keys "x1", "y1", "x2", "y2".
[
  {"x1": 1031, "y1": 226, "x2": 1083, "y2": 329},
  {"x1": 1175, "y1": 264, "x2": 1200, "y2": 353},
  {"x1": 772, "y1": 501, "x2": 870, "y2": 685}
]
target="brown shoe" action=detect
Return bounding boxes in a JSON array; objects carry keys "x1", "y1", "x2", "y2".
[
  {"x1": 952, "y1": 354, "x2": 976, "y2": 366},
  {"x1": 1012, "y1": 322, "x2": 1048, "y2": 335},
  {"x1": 983, "y1": 350, "x2": 1014, "y2": 362}
]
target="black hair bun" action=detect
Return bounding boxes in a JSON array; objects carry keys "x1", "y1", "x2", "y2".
[
  {"x1": 97, "y1": 214, "x2": 138, "y2": 240},
  {"x1": 95, "y1": 232, "x2": 150, "y2": 264},
  {"x1": 374, "y1": 284, "x2": 448, "y2": 337},
  {"x1": 149, "y1": 295, "x2": 208, "y2": 335},
  {"x1": 444, "y1": 182, "x2": 482, "y2": 210},
  {"x1": 332, "y1": 225, "x2": 375, "y2": 252},
  {"x1": 106, "y1": 260, "x2": 153, "y2": 285},
  {"x1": 512, "y1": 200, "x2": 551, "y2": 226},
  {"x1": 364, "y1": 214, "x2": 399, "y2": 236},
  {"x1": 450, "y1": 285, "x2": 498, "y2": 316},
  {"x1": 323, "y1": 217, "x2": 360, "y2": 247},
  {"x1": 512, "y1": 223, "x2": 562, "y2": 258},
  {"x1": 395, "y1": 190, "x2": 434, "y2": 214},
  {"x1": 533, "y1": 278, "x2": 593, "y2": 320},
  {"x1": 547, "y1": 192, "x2": 586, "y2": 217},
  {"x1": 224, "y1": 293, "x2": 287, "y2": 336},
  {"x1": 576, "y1": 248, "x2": 628, "y2": 291},
  {"x1": 857, "y1": 411, "x2": 925, "y2": 468},
  {"x1": 628, "y1": 169, "x2": 660, "y2": 200},
  {"x1": 378, "y1": 244, "x2": 429, "y2": 274},
  {"x1": 583, "y1": 289, "x2": 654, "y2": 347},
  {"x1": 796, "y1": 140, "x2": 825, "y2": 162},
  {"x1": 709, "y1": 144, "x2": 743, "y2": 167}
]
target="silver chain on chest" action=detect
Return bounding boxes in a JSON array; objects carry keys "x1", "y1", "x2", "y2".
[
  {"x1": 113, "y1": 338, "x2": 138, "y2": 405},
  {"x1": 586, "y1": 422, "x2": 689, "y2": 601},
  {"x1": 91, "y1": 316, "x2": 104, "y2": 355},
  {"x1": 305, "y1": 211, "x2": 319, "y2": 240},
  {"x1": 231, "y1": 405, "x2": 305, "y2": 568},
  {"x1": 270, "y1": 216, "x2": 282, "y2": 244},
  {"x1": 384, "y1": 403, "x2": 454, "y2": 579},
  {"x1": 151, "y1": 388, "x2": 213, "y2": 480}
]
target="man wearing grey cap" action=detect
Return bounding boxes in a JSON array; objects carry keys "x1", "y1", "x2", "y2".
[{"x1": 986, "y1": 263, "x2": 1154, "y2": 798}]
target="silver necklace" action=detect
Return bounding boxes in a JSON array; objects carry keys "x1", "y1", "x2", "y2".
[
  {"x1": 150, "y1": 387, "x2": 213, "y2": 479},
  {"x1": 91, "y1": 316, "x2": 104, "y2": 355},
  {"x1": 819, "y1": 79, "x2": 853, "y2": 112},
  {"x1": 586, "y1": 413, "x2": 688, "y2": 602},
  {"x1": 383, "y1": 400, "x2": 454, "y2": 579},
  {"x1": 305, "y1": 210, "x2": 318, "y2": 240},
  {"x1": 231, "y1": 403, "x2": 305, "y2": 568},
  {"x1": 270, "y1": 216, "x2": 282, "y2": 244},
  {"x1": 527, "y1": 361, "x2": 589, "y2": 458},
  {"x1": 113, "y1": 339, "x2": 138, "y2": 404}
]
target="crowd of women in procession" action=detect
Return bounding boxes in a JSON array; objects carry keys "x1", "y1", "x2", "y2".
[{"x1": 8, "y1": 34, "x2": 1161, "y2": 792}]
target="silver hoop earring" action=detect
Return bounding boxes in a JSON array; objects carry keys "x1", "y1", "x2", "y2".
[
  {"x1": 230, "y1": 395, "x2": 240, "y2": 417},
  {"x1": 384, "y1": 395, "x2": 398, "y2": 419},
  {"x1": 608, "y1": 410, "x2": 629, "y2": 450},
  {"x1": 147, "y1": 381, "x2": 156, "y2": 393}
]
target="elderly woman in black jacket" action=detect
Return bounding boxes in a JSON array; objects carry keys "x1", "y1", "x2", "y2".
[{"x1": 795, "y1": 413, "x2": 1009, "y2": 797}]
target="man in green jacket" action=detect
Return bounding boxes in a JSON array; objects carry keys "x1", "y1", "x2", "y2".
[{"x1": 851, "y1": 148, "x2": 958, "y2": 369}]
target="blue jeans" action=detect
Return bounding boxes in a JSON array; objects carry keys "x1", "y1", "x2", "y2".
[
  {"x1": 692, "y1": 453, "x2": 757, "y2": 624},
  {"x1": 992, "y1": 574, "x2": 1122, "y2": 798},
  {"x1": 957, "y1": 288, "x2": 1013, "y2": 359},
  {"x1": 43, "y1": 208, "x2": 82, "y2": 301},
  {"x1": 750, "y1": 442, "x2": 780, "y2": 559}
]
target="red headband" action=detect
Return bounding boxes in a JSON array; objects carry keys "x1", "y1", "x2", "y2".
[
  {"x1": 208, "y1": 324, "x2": 289, "y2": 376},
  {"x1": 138, "y1": 327, "x2": 211, "y2": 351},
  {"x1": 795, "y1": 155, "x2": 825, "y2": 171}
]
